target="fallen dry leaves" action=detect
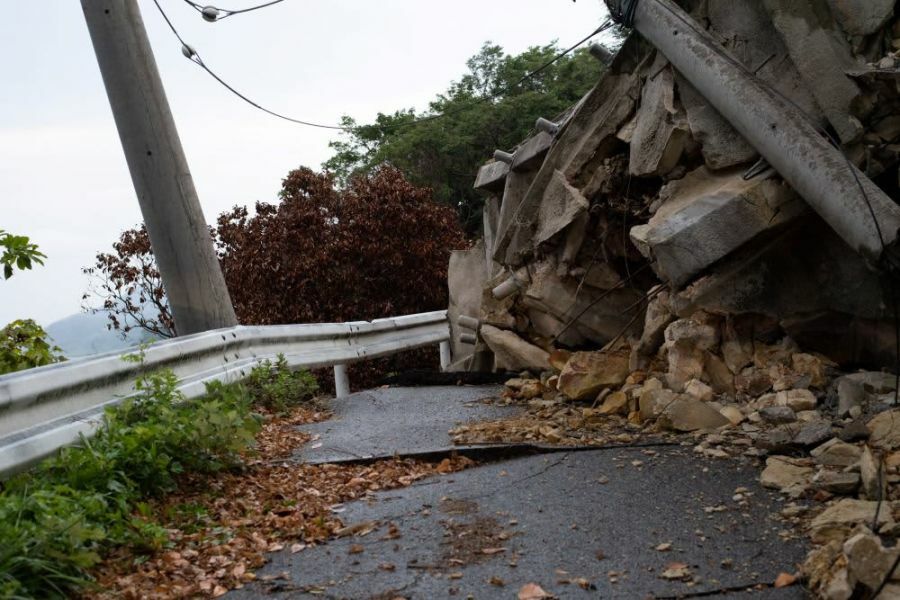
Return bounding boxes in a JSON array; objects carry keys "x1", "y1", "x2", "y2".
[
  {"x1": 518, "y1": 582, "x2": 556, "y2": 599},
  {"x1": 450, "y1": 395, "x2": 662, "y2": 447},
  {"x1": 86, "y1": 406, "x2": 475, "y2": 599},
  {"x1": 774, "y1": 572, "x2": 798, "y2": 588}
]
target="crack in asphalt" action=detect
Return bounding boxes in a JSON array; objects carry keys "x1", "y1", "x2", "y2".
[{"x1": 654, "y1": 580, "x2": 776, "y2": 599}]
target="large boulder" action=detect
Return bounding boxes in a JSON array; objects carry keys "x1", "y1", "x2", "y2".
[{"x1": 558, "y1": 350, "x2": 631, "y2": 401}]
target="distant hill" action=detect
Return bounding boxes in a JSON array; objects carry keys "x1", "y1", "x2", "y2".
[{"x1": 45, "y1": 312, "x2": 154, "y2": 359}]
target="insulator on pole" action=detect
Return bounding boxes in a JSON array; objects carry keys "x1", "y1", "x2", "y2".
[
  {"x1": 589, "y1": 43, "x2": 613, "y2": 64},
  {"x1": 460, "y1": 333, "x2": 477, "y2": 345},
  {"x1": 493, "y1": 149, "x2": 515, "y2": 165},
  {"x1": 535, "y1": 117, "x2": 560, "y2": 136},
  {"x1": 201, "y1": 6, "x2": 221, "y2": 22}
]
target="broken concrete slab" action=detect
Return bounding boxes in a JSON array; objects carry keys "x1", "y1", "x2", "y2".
[
  {"x1": 474, "y1": 160, "x2": 508, "y2": 193},
  {"x1": 492, "y1": 37, "x2": 649, "y2": 266},
  {"x1": 534, "y1": 170, "x2": 589, "y2": 248},
  {"x1": 629, "y1": 58, "x2": 690, "y2": 177},
  {"x1": 762, "y1": 0, "x2": 865, "y2": 143},
  {"x1": 292, "y1": 386, "x2": 514, "y2": 464},
  {"x1": 826, "y1": 0, "x2": 895, "y2": 36},
  {"x1": 448, "y1": 242, "x2": 488, "y2": 362},
  {"x1": 630, "y1": 166, "x2": 805, "y2": 287},
  {"x1": 494, "y1": 168, "x2": 538, "y2": 265},
  {"x1": 482, "y1": 196, "x2": 502, "y2": 278},
  {"x1": 707, "y1": 0, "x2": 822, "y2": 123},
  {"x1": 511, "y1": 131, "x2": 554, "y2": 172},
  {"x1": 521, "y1": 260, "x2": 645, "y2": 346},
  {"x1": 479, "y1": 324, "x2": 550, "y2": 372},
  {"x1": 233, "y1": 448, "x2": 807, "y2": 599},
  {"x1": 676, "y1": 75, "x2": 757, "y2": 170}
]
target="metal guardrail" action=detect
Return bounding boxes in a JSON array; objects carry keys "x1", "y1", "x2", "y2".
[{"x1": 0, "y1": 311, "x2": 451, "y2": 477}]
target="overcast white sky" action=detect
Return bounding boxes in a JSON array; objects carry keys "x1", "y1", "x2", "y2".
[{"x1": 1, "y1": 0, "x2": 608, "y2": 327}]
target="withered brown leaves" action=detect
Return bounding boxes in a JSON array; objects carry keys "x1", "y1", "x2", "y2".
[
  {"x1": 86, "y1": 166, "x2": 467, "y2": 386},
  {"x1": 88, "y1": 407, "x2": 475, "y2": 599}
]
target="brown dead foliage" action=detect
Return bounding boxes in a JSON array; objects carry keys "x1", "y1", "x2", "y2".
[
  {"x1": 450, "y1": 395, "x2": 666, "y2": 447},
  {"x1": 87, "y1": 407, "x2": 475, "y2": 599}
]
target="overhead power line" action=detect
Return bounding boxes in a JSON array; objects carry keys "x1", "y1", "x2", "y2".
[
  {"x1": 182, "y1": 0, "x2": 288, "y2": 22},
  {"x1": 152, "y1": 0, "x2": 615, "y2": 133}
]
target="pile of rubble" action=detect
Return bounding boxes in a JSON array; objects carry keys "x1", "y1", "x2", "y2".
[
  {"x1": 453, "y1": 310, "x2": 900, "y2": 598},
  {"x1": 446, "y1": 0, "x2": 900, "y2": 597}
]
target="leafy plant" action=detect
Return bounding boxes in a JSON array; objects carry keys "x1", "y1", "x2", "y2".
[
  {"x1": 82, "y1": 226, "x2": 175, "y2": 339},
  {"x1": 246, "y1": 355, "x2": 319, "y2": 413},
  {"x1": 0, "y1": 230, "x2": 45, "y2": 280},
  {"x1": 0, "y1": 319, "x2": 65, "y2": 376},
  {"x1": 0, "y1": 358, "x2": 281, "y2": 598}
]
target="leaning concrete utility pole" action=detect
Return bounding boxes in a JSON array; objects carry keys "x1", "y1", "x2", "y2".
[
  {"x1": 81, "y1": 0, "x2": 238, "y2": 335},
  {"x1": 606, "y1": 0, "x2": 900, "y2": 267}
]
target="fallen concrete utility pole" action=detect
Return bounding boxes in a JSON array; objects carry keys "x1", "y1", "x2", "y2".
[
  {"x1": 608, "y1": 0, "x2": 900, "y2": 266},
  {"x1": 82, "y1": 0, "x2": 238, "y2": 334}
]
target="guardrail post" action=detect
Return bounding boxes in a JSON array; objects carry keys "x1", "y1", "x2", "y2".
[
  {"x1": 334, "y1": 364, "x2": 350, "y2": 398},
  {"x1": 439, "y1": 340, "x2": 451, "y2": 372}
]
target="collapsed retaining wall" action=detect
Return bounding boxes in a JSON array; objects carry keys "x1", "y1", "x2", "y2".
[{"x1": 449, "y1": 0, "x2": 900, "y2": 374}]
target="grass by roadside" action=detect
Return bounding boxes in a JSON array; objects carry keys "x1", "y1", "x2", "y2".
[{"x1": 0, "y1": 355, "x2": 318, "y2": 599}]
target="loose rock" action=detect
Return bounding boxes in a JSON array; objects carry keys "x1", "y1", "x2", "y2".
[
  {"x1": 811, "y1": 439, "x2": 862, "y2": 467},
  {"x1": 760, "y1": 456, "x2": 814, "y2": 494},
  {"x1": 661, "y1": 397, "x2": 731, "y2": 432},
  {"x1": 557, "y1": 350, "x2": 631, "y2": 401}
]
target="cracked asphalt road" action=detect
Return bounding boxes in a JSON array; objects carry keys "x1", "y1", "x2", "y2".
[
  {"x1": 293, "y1": 386, "x2": 516, "y2": 464},
  {"x1": 230, "y1": 386, "x2": 807, "y2": 599}
]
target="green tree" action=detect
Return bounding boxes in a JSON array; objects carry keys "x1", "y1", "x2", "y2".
[
  {"x1": 323, "y1": 42, "x2": 606, "y2": 234},
  {"x1": 0, "y1": 229, "x2": 45, "y2": 279},
  {"x1": 0, "y1": 319, "x2": 64, "y2": 375},
  {"x1": 0, "y1": 231, "x2": 63, "y2": 375}
]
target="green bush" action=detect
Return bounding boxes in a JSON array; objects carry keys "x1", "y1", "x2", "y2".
[
  {"x1": 0, "y1": 319, "x2": 65, "y2": 376},
  {"x1": 246, "y1": 355, "x2": 319, "y2": 413},
  {"x1": 0, "y1": 364, "x2": 267, "y2": 599}
]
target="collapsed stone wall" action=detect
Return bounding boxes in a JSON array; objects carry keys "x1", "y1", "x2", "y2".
[{"x1": 449, "y1": 0, "x2": 900, "y2": 374}]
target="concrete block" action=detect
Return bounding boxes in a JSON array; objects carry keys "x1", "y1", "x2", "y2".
[
  {"x1": 630, "y1": 166, "x2": 805, "y2": 287},
  {"x1": 826, "y1": 0, "x2": 895, "y2": 36},
  {"x1": 494, "y1": 169, "x2": 538, "y2": 266},
  {"x1": 474, "y1": 161, "x2": 509, "y2": 193},
  {"x1": 676, "y1": 74, "x2": 757, "y2": 170},
  {"x1": 448, "y1": 241, "x2": 489, "y2": 361},
  {"x1": 629, "y1": 57, "x2": 690, "y2": 177},
  {"x1": 763, "y1": 0, "x2": 864, "y2": 143},
  {"x1": 492, "y1": 36, "x2": 649, "y2": 267},
  {"x1": 482, "y1": 197, "x2": 502, "y2": 278},
  {"x1": 521, "y1": 260, "x2": 645, "y2": 346},
  {"x1": 479, "y1": 324, "x2": 550, "y2": 372},
  {"x1": 511, "y1": 132, "x2": 554, "y2": 172},
  {"x1": 535, "y1": 170, "x2": 590, "y2": 247}
]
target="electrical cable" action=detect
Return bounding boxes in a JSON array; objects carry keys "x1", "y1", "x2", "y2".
[{"x1": 153, "y1": 0, "x2": 615, "y2": 133}]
